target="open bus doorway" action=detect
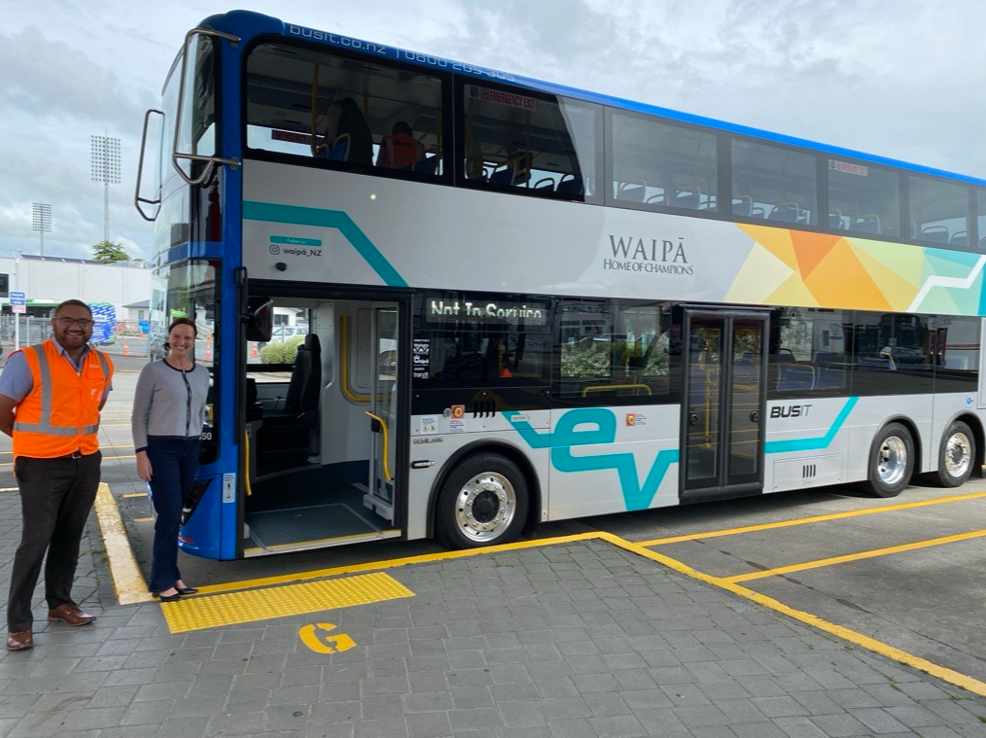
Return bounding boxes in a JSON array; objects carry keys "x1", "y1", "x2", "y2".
[{"x1": 241, "y1": 295, "x2": 404, "y2": 556}]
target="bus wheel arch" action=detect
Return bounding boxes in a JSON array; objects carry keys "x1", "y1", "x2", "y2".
[
  {"x1": 430, "y1": 444, "x2": 540, "y2": 549},
  {"x1": 858, "y1": 419, "x2": 917, "y2": 498}
]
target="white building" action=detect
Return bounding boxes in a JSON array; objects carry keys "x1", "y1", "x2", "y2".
[{"x1": 0, "y1": 254, "x2": 151, "y2": 316}]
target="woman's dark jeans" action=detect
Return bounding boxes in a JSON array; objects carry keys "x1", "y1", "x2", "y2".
[{"x1": 146, "y1": 436, "x2": 200, "y2": 592}]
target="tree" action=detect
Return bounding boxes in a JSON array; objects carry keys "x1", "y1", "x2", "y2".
[{"x1": 92, "y1": 240, "x2": 130, "y2": 264}]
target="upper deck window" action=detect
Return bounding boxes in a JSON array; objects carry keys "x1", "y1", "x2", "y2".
[
  {"x1": 460, "y1": 82, "x2": 600, "y2": 202},
  {"x1": 979, "y1": 191, "x2": 986, "y2": 251},
  {"x1": 609, "y1": 114, "x2": 717, "y2": 212},
  {"x1": 909, "y1": 176, "x2": 971, "y2": 248},
  {"x1": 245, "y1": 43, "x2": 444, "y2": 176},
  {"x1": 732, "y1": 140, "x2": 817, "y2": 226},
  {"x1": 828, "y1": 159, "x2": 900, "y2": 237}
]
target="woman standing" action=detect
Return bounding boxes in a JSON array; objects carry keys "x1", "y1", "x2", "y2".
[{"x1": 131, "y1": 318, "x2": 210, "y2": 602}]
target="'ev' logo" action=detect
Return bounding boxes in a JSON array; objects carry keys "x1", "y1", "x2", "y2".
[{"x1": 770, "y1": 404, "x2": 812, "y2": 419}]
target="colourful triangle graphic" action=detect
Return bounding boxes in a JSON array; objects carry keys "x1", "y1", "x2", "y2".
[
  {"x1": 803, "y1": 239, "x2": 892, "y2": 310},
  {"x1": 790, "y1": 232, "x2": 843, "y2": 281},
  {"x1": 737, "y1": 225, "x2": 798, "y2": 270}
]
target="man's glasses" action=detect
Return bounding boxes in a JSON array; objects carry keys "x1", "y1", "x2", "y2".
[{"x1": 55, "y1": 317, "x2": 94, "y2": 327}]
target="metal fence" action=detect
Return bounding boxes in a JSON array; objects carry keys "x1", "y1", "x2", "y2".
[
  {"x1": 0, "y1": 315, "x2": 52, "y2": 347},
  {"x1": 0, "y1": 315, "x2": 150, "y2": 356}
]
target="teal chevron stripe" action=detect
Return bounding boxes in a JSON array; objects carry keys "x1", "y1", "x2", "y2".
[
  {"x1": 503, "y1": 409, "x2": 680, "y2": 511},
  {"x1": 243, "y1": 201, "x2": 408, "y2": 288},
  {"x1": 763, "y1": 396, "x2": 858, "y2": 454}
]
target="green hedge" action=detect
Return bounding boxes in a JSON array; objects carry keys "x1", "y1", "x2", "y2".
[{"x1": 259, "y1": 335, "x2": 305, "y2": 364}]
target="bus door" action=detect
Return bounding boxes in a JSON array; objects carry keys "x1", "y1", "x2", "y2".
[
  {"x1": 362, "y1": 304, "x2": 400, "y2": 521},
  {"x1": 681, "y1": 309, "x2": 768, "y2": 503}
]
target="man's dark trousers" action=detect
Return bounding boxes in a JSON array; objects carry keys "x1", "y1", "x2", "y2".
[{"x1": 8, "y1": 452, "x2": 102, "y2": 632}]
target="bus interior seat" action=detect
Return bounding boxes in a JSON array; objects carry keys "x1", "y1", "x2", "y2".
[
  {"x1": 533, "y1": 177, "x2": 556, "y2": 192},
  {"x1": 828, "y1": 210, "x2": 844, "y2": 229},
  {"x1": 853, "y1": 215, "x2": 881, "y2": 233},
  {"x1": 672, "y1": 187, "x2": 701, "y2": 209},
  {"x1": 858, "y1": 355, "x2": 895, "y2": 371},
  {"x1": 557, "y1": 174, "x2": 583, "y2": 196},
  {"x1": 412, "y1": 155, "x2": 439, "y2": 175},
  {"x1": 258, "y1": 333, "x2": 322, "y2": 452},
  {"x1": 489, "y1": 152, "x2": 532, "y2": 187},
  {"x1": 617, "y1": 180, "x2": 646, "y2": 202},
  {"x1": 645, "y1": 192, "x2": 666, "y2": 205},
  {"x1": 776, "y1": 363, "x2": 816, "y2": 392},
  {"x1": 920, "y1": 225, "x2": 950, "y2": 243},
  {"x1": 489, "y1": 167, "x2": 516, "y2": 186},
  {"x1": 909, "y1": 221, "x2": 917, "y2": 239},
  {"x1": 732, "y1": 195, "x2": 753, "y2": 217},
  {"x1": 768, "y1": 202, "x2": 800, "y2": 223},
  {"x1": 318, "y1": 134, "x2": 351, "y2": 162},
  {"x1": 950, "y1": 231, "x2": 968, "y2": 246}
]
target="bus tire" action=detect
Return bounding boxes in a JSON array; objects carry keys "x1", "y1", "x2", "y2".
[
  {"x1": 435, "y1": 453, "x2": 528, "y2": 550},
  {"x1": 932, "y1": 421, "x2": 975, "y2": 488},
  {"x1": 859, "y1": 422, "x2": 914, "y2": 498}
]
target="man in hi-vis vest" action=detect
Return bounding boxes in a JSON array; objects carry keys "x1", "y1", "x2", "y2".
[{"x1": 0, "y1": 299, "x2": 113, "y2": 651}]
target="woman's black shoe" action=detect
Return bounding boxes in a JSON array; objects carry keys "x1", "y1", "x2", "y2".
[
  {"x1": 154, "y1": 590, "x2": 182, "y2": 602},
  {"x1": 175, "y1": 587, "x2": 198, "y2": 595}
]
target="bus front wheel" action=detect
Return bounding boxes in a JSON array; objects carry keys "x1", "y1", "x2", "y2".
[
  {"x1": 859, "y1": 422, "x2": 914, "y2": 498},
  {"x1": 435, "y1": 453, "x2": 528, "y2": 549},
  {"x1": 932, "y1": 421, "x2": 975, "y2": 488}
]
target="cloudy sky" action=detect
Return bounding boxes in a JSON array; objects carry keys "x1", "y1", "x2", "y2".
[{"x1": 3, "y1": 0, "x2": 985, "y2": 261}]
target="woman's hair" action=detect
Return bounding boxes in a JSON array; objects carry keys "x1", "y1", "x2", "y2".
[{"x1": 163, "y1": 317, "x2": 197, "y2": 352}]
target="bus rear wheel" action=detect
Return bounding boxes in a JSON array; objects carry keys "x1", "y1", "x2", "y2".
[
  {"x1": 435, "y1": 453, "x2": 528, "y2": 549},
  {"x1": 932, "y1": 421, "x2": 975, "y2": 488},
  {"x1": 859, "y1": 422, "x2": 914, "y2": 498}
]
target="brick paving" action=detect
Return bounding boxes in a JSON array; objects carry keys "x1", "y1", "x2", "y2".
[{"x1": 1, "y1": 489, "x2": 986, "y2": 738}]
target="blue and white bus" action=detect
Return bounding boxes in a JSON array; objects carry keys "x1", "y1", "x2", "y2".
[{"x1": 135, "y1": 10, "x2": 986, "y2": 560}]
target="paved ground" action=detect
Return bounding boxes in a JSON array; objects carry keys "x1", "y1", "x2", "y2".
[
  {"x1": 4, "y1": 497, "x2": 986, "y2": 736},
  {"x1": 3, "y1": 354, "x2": 986, "y2": 735}
]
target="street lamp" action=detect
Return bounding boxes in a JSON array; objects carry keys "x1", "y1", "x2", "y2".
[
  {"x1": 32, "y1": 203, "x2": 51, "y2": 258},
  {"x1": 90, "y1": 135, "x2": 121, "y2": 245}
]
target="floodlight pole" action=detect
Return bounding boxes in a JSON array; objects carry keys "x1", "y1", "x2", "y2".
[
  {"x1": 90, "y1": 135, "x2": 121, "y2": 245},
  {"x1": 12, "y1": 250, "x2": 22, "y2": 351},
  {"x1": 31, "y1": 203, "x2": 51, "y2": 258}
]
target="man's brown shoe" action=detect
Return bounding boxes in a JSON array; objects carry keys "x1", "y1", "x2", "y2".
[
  {"x1": 6, "y1": 630, "x2": 33, "y2": 651},
  {"x1": 47, "y1": 604, "x2": 96, "y2": 626}
]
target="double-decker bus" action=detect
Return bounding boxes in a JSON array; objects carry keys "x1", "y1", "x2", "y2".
[{"x1": 135, "y1": 10, "x2": 986, "y2": 560}]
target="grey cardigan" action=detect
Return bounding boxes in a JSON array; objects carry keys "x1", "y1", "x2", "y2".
[{"x1": 131, "y1": 359, "x2": 210, "y2": 452}]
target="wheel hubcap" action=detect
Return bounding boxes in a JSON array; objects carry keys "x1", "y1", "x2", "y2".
[
  {"x1": 878, "y1": 436, "x2": 908, "y2": 487},
  {"x1": 455, "y1": 472, "x2": 516, "y2": 543},
  {"x1": 945, "y1": 432, "x2": 972, "y2": 478}
]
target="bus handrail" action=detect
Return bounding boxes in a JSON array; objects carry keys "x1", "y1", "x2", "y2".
[
  {"x1": 172, "y1": 27, "x2": 242, "y2": 186},
  {"x1": 582, "y1": 384, "x2": 653, "y2": 397},
  {"x1": 364, "y1": 411, "x2": 393, "y2": 482}
]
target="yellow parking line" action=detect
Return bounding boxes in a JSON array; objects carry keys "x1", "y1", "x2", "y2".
[
  {"x1": 640, "y1": 491, "x2": 986, "y2": 546},
  {"x1": 724, "y1": 528, "x2": 986, "y2": 583},
  {"x1": 595, "y1": 532, "x2": 986, "y2": 699},
  {"x1": 92, "y1": 483, "x2": 154, "y2": 604},
  {"x1": 90, "y1": 512, "x2": 986, "y2": 699}
]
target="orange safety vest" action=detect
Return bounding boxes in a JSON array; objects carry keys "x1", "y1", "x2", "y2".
[
  {"x1": 378, "y1": 132, "x2": 425, "y2": 169},
  {"x1": 12, "y1": 340, "x2": 113, "y2": 460}
]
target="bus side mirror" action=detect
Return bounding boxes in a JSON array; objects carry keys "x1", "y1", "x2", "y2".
[{"x1": 244, "y1": 297, "x2": 273, "y2": 342}]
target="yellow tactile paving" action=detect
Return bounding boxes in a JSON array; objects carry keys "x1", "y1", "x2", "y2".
[{"x1": 160, "y1": 571, "x2": 414, "y2": 633}]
